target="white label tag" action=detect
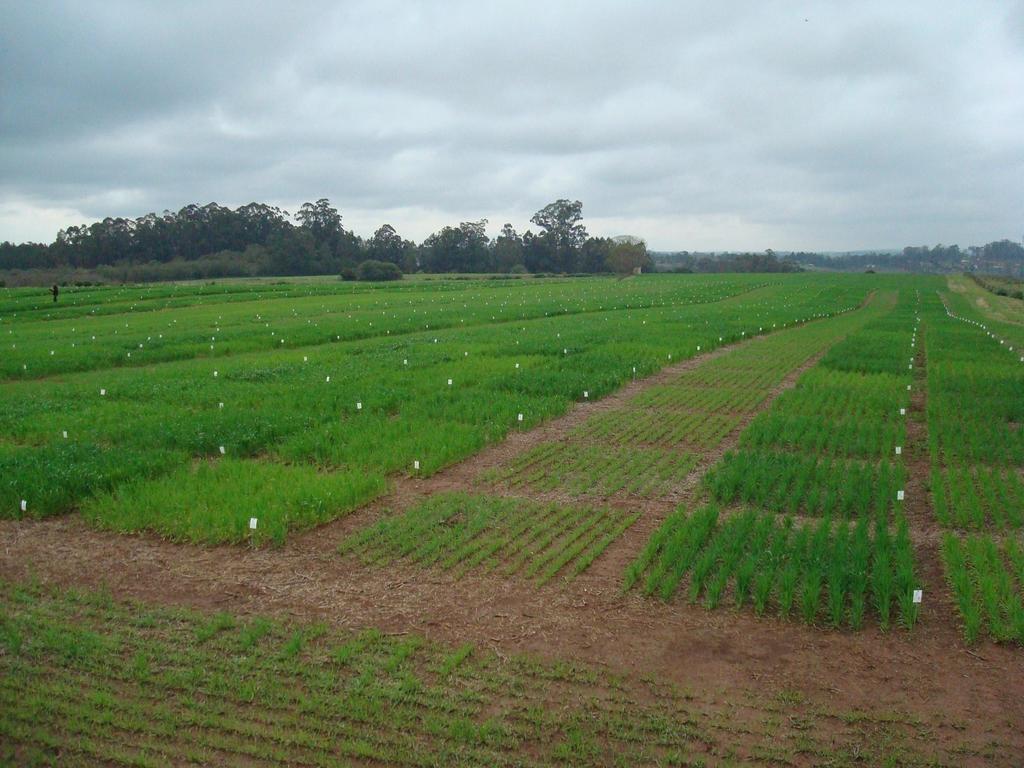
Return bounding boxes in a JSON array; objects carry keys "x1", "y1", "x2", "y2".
[
  {"x1": 100, "y1": 389, "x2": 106, "y2": 396},
  {"x1": 356, "y1": 402, "x2": 362, "y2": 410},
  {"x1": 895, "y1": 446, "x2": 902, "y2": 455},
  {"x1": 62, "y1": 430, "x2": 68, "y2": 439},
  {"x1": 897, "y1": 490, "x2": 905, "y2": 501},
  {"x1": 913, "y1": 589, "x2": 922, "y2": 604},
  {"x1": 20, "y1": 500, "x2": 27, "y2": 512},
  {"x1": 249, "y1": 517, "x2": 258, "y2": 530},
  {"x1": 583, "y1": 391, "x2": 589, "y2": 398},
  {"x1": 447, "y1": 378, "x2": 452, "y2": 386},
  {"x1": 517, "y1": 413, "x2": 523, "y2": 422},
  {"x1": 900, "y1": 408, "x2": 906, "y2": 416},
  {"x1": 413, "y1": 460, "x2": 420, "y2": 470},
  {"x1": 219, "y1": 446, "x2": 226, "y2": 455}
]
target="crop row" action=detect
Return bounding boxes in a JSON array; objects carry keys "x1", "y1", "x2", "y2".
[
  {"x1": 2, "y1": 278, "x2": 873, "y2": 539},
  {"x1": 926, "y1": 295, "x2": 1024, "y2": 469},
  {"x1": 740, "y1": 410, "x2": 906, "y2": 459},
  {"x1": 491, "y1": 292, "x2": 898, "y2": 501},
  {"x1": 705, "y1": 450, "x2": 906, "y2": 522},
  {"x1": 573, "y1": 407, "x2": 739, "y2": 449},
  {"x1": 488, "y1": 442, "x2": 699, "y2": 498},
  {"x1": 0, "y1": 578, "x2": 715, "y2": 767},
  {"x1": 0, "y1": 577, "x2": 958, "y2": 766},
  {"x1": 624, "y1": 506, "x2": 919, "y2": 630},
  {"x1": 3, "y1": 275, "x2": 777, "y2": 380},
  {"x1": 941, "y1": 533, "x2": 1024, "y2": 644},
  {"x1": 338, "y1": 493, "x2": 638, "y2": 585},
  {"x1": 930, "y1": 464, "x2": 1024, "y2": 531}
]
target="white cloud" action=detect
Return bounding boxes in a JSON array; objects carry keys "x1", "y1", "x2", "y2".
[{"x1": 1, "y1": 0, "x2": 1022, "y2": 250}]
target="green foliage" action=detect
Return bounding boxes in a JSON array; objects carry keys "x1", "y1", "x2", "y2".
[
  {"x1": 1, "y1": 274, "x2": 883, "y2": 544},
  {"x1": 0, "y1": 577, "x2": 954, "y2": 766},
  {"x1": 339, "y1": 492, "x2": 638, "y2": 585},
  {"x1": 82, "y1": 459, "x2": 385, "y2": 546},
  {"x1": 355, "y1": 259, "x2": 402, "y2": 281},
  {"x1": 626, "y1": 506, "x2": 919, "y2": 631},
  {"x1": 941, "y1": 533, "x2": 1024, "y2": 645}
]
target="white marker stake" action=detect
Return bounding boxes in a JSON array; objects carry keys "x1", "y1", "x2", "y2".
[
  {"x1": 403, "y1": 359, "x2": 408, "y2": 365},
  {"x1": 413, "y1": 460, "x2": 420, "y2": 470},
  {"x1": 20, "y1": 500, "x2": 27, "y2": 512},
  {"x1": 356, "y1": 402, "x2": 362, "y2": 410},
  {"x1": 219, "y1": 402, "x2": 224, "y2": 409},
  {"x1": 326, "y1": 376, "x2": 331, "y2": 382},
  {"x1": 913, "y1": 589, "x2": 923, "y2": 604},
  {"x1": 447, "y1": 378, "x2": 453, "y2": 386},
  {"x1": 62, "y1": 430, "x2": 68, "y2": 439},
  {"x1": 900, "y1": 408, "x2": 906, "y2": 416},
  {"x1": 583, "y1": 391, "x2": 589, "y2": 398},
  {"x1": 897, "y1": 490, "x2": 905, "y2": 501},
  {"x1": 249, "y1": 517, "x2": 258, "y2": 530},
  {"x1": 100, "y1": 388, "x2": 106, "y2": 396},
  {"x1": 895, "y1": 446, "x2": 902, "y2": 455},
  {"x1": 219, "y1": 446, "x2": 226, "y2": 455},
  {"x1": 517, "y1": 413, "x2": 524, "y2": 422}
]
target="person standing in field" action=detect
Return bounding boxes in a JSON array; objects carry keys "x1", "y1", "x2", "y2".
[{"x1": 51, "y1": 284, "x2": 59, "y2": 303}]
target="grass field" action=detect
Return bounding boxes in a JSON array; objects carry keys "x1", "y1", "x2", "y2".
[{"x1": 2, "y1": 272, "x2": 1023, "y2": 765}]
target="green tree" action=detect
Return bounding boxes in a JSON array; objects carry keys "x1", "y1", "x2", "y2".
[
  {"x1": 605, "y1": 237, "x2": 650, "y2": 274},
  {"x1": 368, "y1": 224, "x2": 408, "y2": 266},
  {"x1": 530, "y1": 199, "x2": 587, "y2": 272},
  {"x1": 494, "y1": 223, "x2": 524, "y2": 272}
]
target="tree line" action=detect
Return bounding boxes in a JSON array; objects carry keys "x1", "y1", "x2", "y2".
[{"x1": 0, "y1": 198, "x2": 652, "y2": 284}]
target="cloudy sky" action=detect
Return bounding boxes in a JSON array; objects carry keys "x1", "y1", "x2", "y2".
[{"x1": 1, "y1": 1, "x2": 1022, "y2": 251}]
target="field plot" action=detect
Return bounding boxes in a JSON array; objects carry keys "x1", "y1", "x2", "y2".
[
  {"x1": 1, "y1": 275, "x2": 873, "y2": 542},
  {"x1": 706, "y1": 291, "x2": 918, "y2": 524},
  {"x1": 942, "y1": 534, "x2": 1024, "y2": 644},
  {"x1": 0, "y1": 579, "x2": 994, "y2": 768},
  {"x1": 5, "y1": 274, "x2": 1024, "y2": 766},
  {"x1": 628, "y1": 289, "x2": 927, "y2": 629},
  {"x1": 339, "y1": 492, "x2": 639, "y2": 584},
  {"x1": 486, "y1": 295, "x2": 884, "y2": 502},
  {"x1": 625, "y1": 506, "x2": 918, "y2": 630},
  {"x1": 923, "y1": 282, "x2": 1024, "y2": 645}
]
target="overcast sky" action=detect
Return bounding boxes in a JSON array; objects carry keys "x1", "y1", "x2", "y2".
[{"x1": 1, "y1": 1, "x2": 1022, "y2": 251}]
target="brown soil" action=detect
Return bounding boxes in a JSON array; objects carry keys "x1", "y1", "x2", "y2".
[{"x1": 2, "y1": 316, "x2": 1023, "y2": 764}]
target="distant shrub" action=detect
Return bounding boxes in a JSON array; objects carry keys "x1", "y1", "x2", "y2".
[{"x1": 356, "y1": 260, "x2": 403, "y2": 281}]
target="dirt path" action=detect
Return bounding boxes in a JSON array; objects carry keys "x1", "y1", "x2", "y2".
[{"x1": 2, "y1": 305, "x2": 1023, "y2": 761}]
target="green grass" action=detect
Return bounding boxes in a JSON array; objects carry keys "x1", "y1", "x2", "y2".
[
  {"x1": 941, "y1": 533, "x2": 1024, "y2": 644},
  {"x1": 1, "y1": 274, "x2": 883, "y2": 542},
  {"x1": 625, "y1": 506, "x2": 919, "y2": 631},
  {"x1": 338, "y1": 492, "x2": 638, "y2": 585},
  {"x1": 0, "y1": 577, "x2": 982, "y2": 767},
  {"x1": 81, "y1": 459, "x2": 387, "y2": 545}
]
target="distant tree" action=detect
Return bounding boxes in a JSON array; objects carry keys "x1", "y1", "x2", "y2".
[
  {"x1": 579, "y1": 237, "x2": 614, "y2": 273},
  {"x1": 296, "y1": 199, "x2": 342, "y2": 244},
  {"x1": 605, "y1": 237, "x2": 650, "y2": 274},
  {"x1": 368, "y1": 224, "x2": 408, "y2": 266},
  {"x1": 493, "y1": 223, "x2": 524, "y2": 272},
  {"x1": 522, "y1": 230, "x2": 556, "y2": 273},
  {"x1": 420, "y1": 220, "x2": 491, "y2": 272},
  {"x1": 530, "y1": 199, "x2": 587, "y2": 272}
]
